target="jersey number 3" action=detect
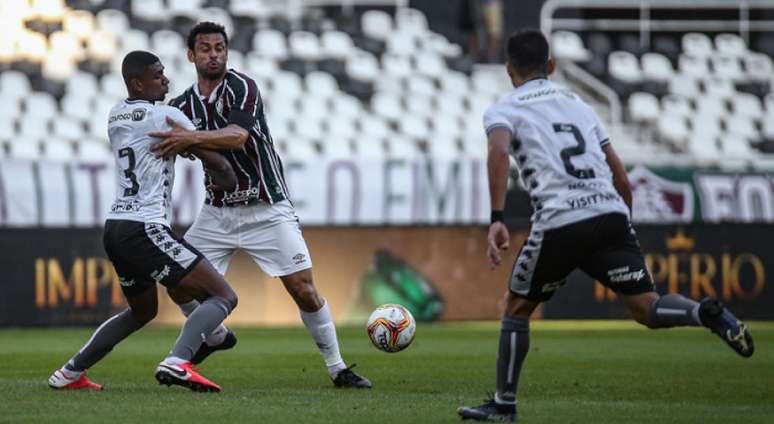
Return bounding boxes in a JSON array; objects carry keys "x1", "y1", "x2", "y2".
[
  {"x1": 553, "y1": 123, "x2": 595, "y2": 179},
  {"x1": 118, "y1": 147, "x2": 139, "y2": 196}
]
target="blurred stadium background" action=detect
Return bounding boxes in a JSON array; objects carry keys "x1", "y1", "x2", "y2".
[
  {"x1": 1, "y1": 1, "x2": 773, "y2": 423},
  {"x1": 0, "y1": 0, "x2": 772, "y2": 327}
]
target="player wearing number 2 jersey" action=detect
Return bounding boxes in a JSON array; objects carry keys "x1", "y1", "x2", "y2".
[
  {"x1": 48, "y1": 51, "x2": 240, "y2": 393},
  {"x1": 457, "y1": 30, "x2": 753, "y2": 423}
]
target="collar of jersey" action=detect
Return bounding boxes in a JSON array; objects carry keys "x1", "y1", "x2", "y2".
[
  {"x1": 124, "y1": 99, "x2": 153, "y2": 104},
  {"x1": 193, "y1": 74, "x2": 228, "y2": 104}
]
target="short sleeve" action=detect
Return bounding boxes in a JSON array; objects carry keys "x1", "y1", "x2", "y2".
[
  {"x1": 483, "y1": 103, "x2": 514, "y2": 137},
  {"x1": 594, "y1": 119, "x2": 610, "y2": 147},
  {"x1": 228, "y1": 72, "x2": 260, "y2": 131},
  {"x1": 162, "y1": 107, "x2": 196, "y2": 131}
]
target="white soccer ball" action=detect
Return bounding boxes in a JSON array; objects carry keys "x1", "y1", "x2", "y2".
[{"x1": 366, "y1": 304, "x2": 416, "y2": 353}]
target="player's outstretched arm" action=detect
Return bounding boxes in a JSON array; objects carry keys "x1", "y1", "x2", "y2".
[
  {"x1": 602, "y1": 143, "x2": 633, "y2": 212},
  {"x1": 487, "y1": 128, "x2": 511, "y2": 268},
  {"x1": 149, "y1": 117, "x2": 249, "y2": 157},
  {"x1": 188, "y1": 146, "x2": 237, "y2": 192}
]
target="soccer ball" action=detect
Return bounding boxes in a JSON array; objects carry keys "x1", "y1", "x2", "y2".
[{"x1": 366, "y1": 304, "x2": 416, "y2": 353}]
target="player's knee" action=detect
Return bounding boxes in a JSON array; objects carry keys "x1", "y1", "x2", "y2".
[
  {"x1": 131, "y1": 306, "x2": 157, "y2": 326},
  {"x1": 221, "y1": 287, "x2": 238, "y2": 311}
]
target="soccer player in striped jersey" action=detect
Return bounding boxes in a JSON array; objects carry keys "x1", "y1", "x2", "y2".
[
  {"x1": 149, "y1": 22, "x2": 371, "y2": 388},
  {"x1": 457, "y1": 30, "x2": 753, "y2": 422},
  {"x1": 48, "y1": 51, "x2": 239, "y2": 393}
]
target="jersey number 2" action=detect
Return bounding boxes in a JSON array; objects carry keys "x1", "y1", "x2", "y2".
[
  {"x1": 552, "y1": 123, "x2": 595, "y2": 179},
  {"x1": 118, "y1": 147, "x2": 139, "y2": 196}
]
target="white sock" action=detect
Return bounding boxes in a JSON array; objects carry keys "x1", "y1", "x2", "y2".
[
  {"x1": 162, "y1": 355, "x2": 187, "y2": 365},
  {"x1": 178, "y1": 300, "x2": 228, "y2": 346},
  {"x1": 300, "y1": 300, "x2": 346, "y2": 378}
]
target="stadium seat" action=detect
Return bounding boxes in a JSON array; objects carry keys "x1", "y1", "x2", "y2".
[
  {"x1": 628, "y1": 92, "x2": 660, "y2": 123},
  {"x1": 552, "y1": 31, "x2": 591, "y2": 62},
  {"x1": 346, "y1": 52, "x2": 380, "y2": 81},
  {"x1": 744, "y1": 53, "x2": 773, "y2": 82},
  {"x1": 724, "y1": 115, "x2": 759, "y2": 141},
  {"x1": 398, "y1": 115, "x2": 430, "y2": 140},
  {"x1": 230, "y1": 0, "x2": 271, "y2": 19},
  {"x1": 657, "y1": 115, "x2": 689, "y2": 144},
  {"x1": 761, "y1": 114, "x2": 774, "y2": 140},
  {"x1": 354, "y1": 137, "x2": 386, "y2": 158},
  {"x1": 289, "y1": 31, "x2": 321, "y2": 61},
  {"x1": 119, "y1": 30, "x2": 152, "y2": 55},
  {"x1": 682, "y1": 32, "x2": 714, "y2": 58},
  {"x1": 96, "y1": 9, "x2": 130, "y2": 36},
  {"x1": 131, "y1": 0, "x2": 168, "y2": 22},
  {"x1": 415, "y1": 53, "x2": 447, "y2": 77},
  {"x1": 330, "y1": 95, "x2": 363, "y2": 119},
  {"x1": 7, "y1": 139, "x2": 41, "y2": 160},
  {"x1": 17, "y1": 30, "x2": 48, "y2": 63},
  {"x1": 320, "y1": 31, "x2": 355, "y2": 59},
  {"x1": 712, "y1": 55, "x2": 744, "y2": 82},
  {"x1": 152, "y1": 30, "x2": 186, "y2": 62},
  {"x1": 0, "y1": 97, "x2": 22, "y2": 121},
  {"x1": 395, "y1": 8, "x2": 429, "y2": 35},
  {"x1": 19, "y1": 115, "x2": 49, "y2": 139},
  {"x1": 0, "y1": 71, "x2": 31, "y2": 100},
  {"x1": 294, "y1": 117, "x2": 324, "y2": 141},
  {"x1": 245, "y1": 52, "x2": 279, "y2": 79},
  {"x1": 100, "y1": 73, "x2": 126, "y2": 100},
  {"x1": 702, "y1": 76, "x2": 735, "y2": 99},
  {"x1": 87, "y1": 31, "x2": 118, "y2": 63},
  {"x1": 77, "y1": 139, "x2": 112, "y2": 161},
  {"x1": 405, "y1": 95, "x2": 433, "y2": 118},
  {"x1": 53, "y1": 117, "x2": 85, "y2": 141},
  {"x1": 435, "y1": 94, "x2": 466, "y2": 119},
  {"x1": 407, "y1": 75, "x2": 437, "y2": 97},
  {"x1": 253, "y1": 30, "x2": 288, "y2": 60},
  {"x1": 305, "y1": 71, "x2": 339, "y2": 99},
  {"x1": 359, "y1": 116, "x2": 391, "y2": 139},
  {"x1": 687, "y1": 134, "x2": 721, "y2": 161},
  {"x1": 42, "y1": 53, "x2": 76, "y2": 82},
  {"x1": 608, "y1": 51, "x2": 641, "y2": 83},
  {"x1": 730, "y1": 93, "x2": 764, "y2": 120},
  {"x1": 269, "y1": 71, "x2": 303, "y2": 99},
  {"x1": 50, "y1": 31, "x2": 86, "y2": 62},
  {"x1": 720, "y1": 134, "x2": 754, "y2": 158},
  {"x1": 661, "y1": 94, "x2": 692, "y2": 117},
  {"x1": 25, "y1": 93, "x2": 58, "y2": 117},
  {"x1": 169, "y1": 0, "x2": 203, "y2": 19},
  {"x1": 43, "y1": 140, "x2": 76, "y2": 161},
  {"x1": 283, "y1": 137, "x2": 318, "y2": 161},
  {"x1": 371, "y1": 92, "x2": 402, "y2": 121},
  {"x1": 715, "y1": 33, "x2": 747, "y2": 57},
  {"x1": 388, "y1": 136, "x2": 422, "y2": 159},
  {"x1": 388, "y1": 33, "x2": 418, "y2": 56},
  {"x1": 0, "y1": 117, "x2": 15, "y2": 141},
  {"x1": 695, "y1": 97, "x2": 728, "y2": 118},
  {"x1": 678, "y1": 54, "x2": 710, "y2": 79},
  {"x1": 61, "y1": 93, "x2": 93, "y2": 122},
  {"x1": 361, "y1": 10, "x2": 392, "y2": 41},
  {"x1": 199, "y1": 7, "x2": 234, "y2": 37},
  {"x1": 438, "y1": 71, "x2": 470, "y2": 97},
  {"x1": 641, "y1": 52, "x2": 674, "y2": 82},
  {"x1": 383, "y1": 53, "x2": 413, "y2": 78},
  {"x1": 63, "y1": 9, "x2": 96, "y2": 41}
]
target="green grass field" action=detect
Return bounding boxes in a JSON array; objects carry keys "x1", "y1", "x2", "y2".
[{"x1": 0, "y1": 321, "x2": 772, "y2": 423}]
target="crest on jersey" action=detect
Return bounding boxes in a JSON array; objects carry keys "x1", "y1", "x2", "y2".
[
  {"x1": 216, "y1": 98, "x2": 224, "y2": 114},
  {"x1": 132, "y1": 108, "x2": 146, "y2": 121},
  {"x1": 629, "y1": 165, "x2": 694, "y2": 223}
]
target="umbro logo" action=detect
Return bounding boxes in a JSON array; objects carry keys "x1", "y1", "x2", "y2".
[{"x1": 292, "y1": 253, "x2": 307, "y2": 264}]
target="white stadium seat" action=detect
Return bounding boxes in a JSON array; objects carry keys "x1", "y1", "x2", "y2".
[
  {"x1": 702, "y1": 76, "x2": 735, "y2": 99},
  {"x1": 383, "y1": 53, "x2": 413, "y2": 78},
  {"x1": 152, "y1": 30, "x2": 186, "y2": 62},
  {"x1": 24, "y1": 93, "x2": 58, "y2": 117},
  {"x1": 361, "y1": 10, "x2": 392, "y2": 41},
  {"x1": 641, "y1": 53, "x2": 674, "y2": 82},
  {"x1": 551, "y1": 31, "x2": 591, "y2": 62},
  {"x1": 321, "y1": 138, "x2": 354, "y2": 158},
  {"x1": 62, "y1": 9, "x2": 95, "y2": 41},
  {"x1": 61, "y1": 94, "x2": 93, "y2": 122},
  {"x1": 331, "y1": 95, "x2": 363, "y2": 119},
  {"x1": 678, "y1": 54, "x2": 709, "y2": 79},
  {"x1": 658, "y1": 115, "x2": 689, "y2": 144},
  {"x1": 387, "y1": 33, "x2": 417, "y2": 56},
  {"x1": 359, "y1": 116, "x2": 391, "y2": 139},
  {"x1": 695, "y1": 97, "x2": 727, "y2": 119},
  {"x1": 661, "y1": 94, "x2": 692, "y2": 117},
  {"x1": 0, "y1": 116, "x2": 15, "y2": 141},
  {"x1": 691, "y1": 115, "x2": 723, "y2": 140},
  {"x1": 744, "y1": 53, "x2": 773, "y2": 82},
  {"x1": 682, "y1": 32, "x2": 714, "y2": 57},
  {"x1": 169, "y1": 0, "x2": 204, "y2": 19},
  {"x1": 320, "y1": 31, "x2": 355, "y2": 59},
  {"x1": 230, "y1": 0, "x2": 271, "y2": 19},
  {"x1": 387, "y1": 136, "x2": 422, "y2": 159},
  {"x1": 711, "y1": 55, "x2": 744, "y2": 82},
  {"x1": 398, "y1": 115, "x2": 430, "y2": 140},
  {"x1": 284, "y1": 137, "x2": 318, "y2": 161},
  {"x1": 42, "y1": 52, "x2": 76, "y2": 82},
  {"x1": 395, "y1": 8, "x2": 429, "y2": 35},
  {"x1": 198, "y1": 8, "x2": 233, "y2": 37},
  {"x1": 371, "y1": 92, "x2": 403, "y2": 121},
  {"x1": 721, "y1": 134, "x2": 755, "y2": 158},
  {"x1": 77, "y1": 139, "x2": 112, "y2": 161},
  {"x1": 96, "y1": 9, "x2": 130, "y2": 36},
  {"x1": 687, "y1": 135, "x2": 720, "y2": 161},
  {"x1": 609, "y1": 51, "x2": 642, "y2": 83},
  {"x1": 628, "y1": 92, "x2": 660, "y2": 123},
  {"x1": 119, "y1": 30, "x2": 151, "y2": 54},
  {"x1": 730, "y1": 93, "x2": 764, "y2": 120},
  {"x1": 415, "y1": 53, "x2": 446, "y2": 76},
  {"x1": 346, "y1": 52, "x2": 380, "y2": 81},
  {"x1": 715, "y1": 33, "x2": 747, "y2": 57},
  {"x1": 19, "y1": 116, "x2": 49, "y2": 139},
  {"x1": 253, "y1": 30, "x2": 288, "y2": 60},
  {"x1": 438, "y1": 71, "x2": 470, "y2": 97},
  {"x1": 0, "y1": 97, "x2": 23, "y2": 121},
  {"x1": 407, "y1": 75, "x2": 437, "y2": 97},
  {"x1": 0, "y1": 71, "x2": 30, "y2": 100},
  {"x1": 131, "y1": 0, "x2": 168, "y2": 21},
  {"x1": 404, "y1": 95, "x2": 433, "y2": 118},
  {"x1": 724, "y1": 115, "x2": 759, "y2": 141},
  {"x1": 305, "y1": 71, "x2": 339, "y2": 99},
  {"x1": 289, "y1": 31, "x2": 321, "y2": 61},
  {"x1": 245, "y1": 52, "x2": 279, "y2": 79},
  {"x1": 7, "y1": 138, "x2": 41, "y2": 160},
  {"x1": 43, "y1": 139, "x2": 76, "y2": 161},
  {"x1": 269, "y1": 71, "x2": 303, "y2": 99}
]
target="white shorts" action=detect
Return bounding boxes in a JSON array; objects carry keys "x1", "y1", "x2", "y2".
[{"x1": 184, "y1": 200, "x2": 312, "y2": 277}]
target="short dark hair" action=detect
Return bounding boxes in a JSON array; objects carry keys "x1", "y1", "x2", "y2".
[
  {"x1": 121, "y1": 50, "x2": 160, "y2": 85},
  {"x1": 187, "y1": 21, "x2": 228, "y2": 50},
  {"x1": 506, "y1": 30, "x2": 550, "y2": 77}
]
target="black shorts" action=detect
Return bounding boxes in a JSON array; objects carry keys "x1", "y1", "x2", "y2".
[
  {"x1": 103, "y1": 219, "x2": 204, "y2": 297},
  {"x1": 510, "y1": 213, "x2": 655, "y2": 302}
]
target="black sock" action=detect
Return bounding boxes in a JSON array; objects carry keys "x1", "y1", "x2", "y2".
[
  {"x1": 649, "y1": 294, "x2": 702, "y2": 328},
  {"x1": 66, "y1": 309, "x2": 143, "y2": 372},
  {"x1": 495, "y1": 316, "x2": 529, "y2": 406}
]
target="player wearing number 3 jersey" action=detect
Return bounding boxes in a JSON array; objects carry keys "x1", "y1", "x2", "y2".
[
  {"x1": 457, "y1": 30, "x2": 753, "y2": 423},
  {"x1": 48, "y1": 51, "x2": 240, "y2": 393}
]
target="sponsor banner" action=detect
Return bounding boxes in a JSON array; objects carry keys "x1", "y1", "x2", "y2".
[
  {"x1": 0, "y1": 157, "x2": 489, "y2": 227},
  {"x1": 3, "y1": 224, "x2": 772, "y2": 327},
  {"x1": 545, "y1": 225, "x2": 773, "y2": 319},
  {"x1": 0, "y1": 227, "x2": 519, "y2": 326}
]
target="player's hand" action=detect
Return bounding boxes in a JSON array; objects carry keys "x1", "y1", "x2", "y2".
[
  {"x1": 149, "y1": 117, "x2": 196, "y2": 158},
  {"x1": 487, "y1": 221, "x2": 510, "y2": 269}
]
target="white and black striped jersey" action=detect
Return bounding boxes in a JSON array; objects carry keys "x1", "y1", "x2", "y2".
[
  {"x1": 484, "y1": 78, "x2": 629, "y2": 231},
  {"x1": 105, "y1": 99, "x2": 196, "y2": 226}
]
